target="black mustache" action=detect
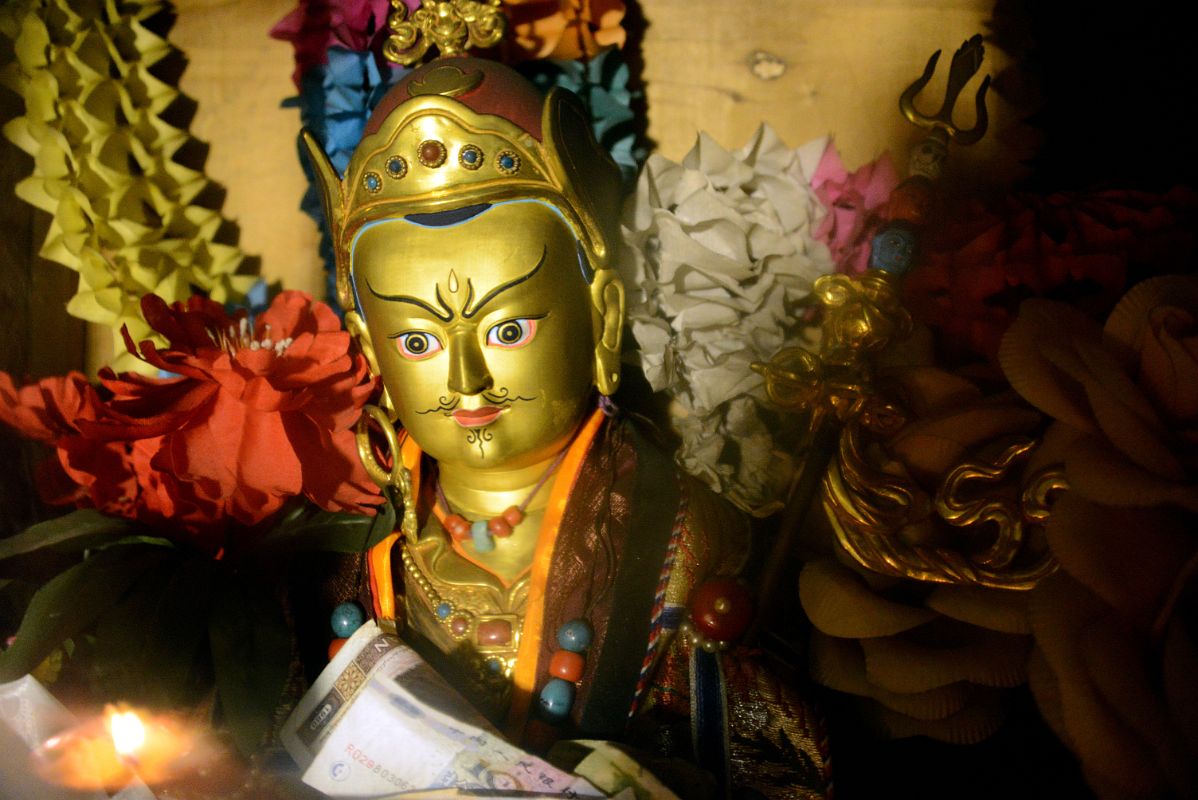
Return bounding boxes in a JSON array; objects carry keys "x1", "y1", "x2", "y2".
[
  {"x1": 415, "y1": 389, "x2": 534, "y2": 414},
  {"x1": 416, "y1": 395, "x2": 461, "y2": 414}
]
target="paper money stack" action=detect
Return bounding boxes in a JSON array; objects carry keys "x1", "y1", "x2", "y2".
[{"x1": 281, "y1": 621, "x2": 604, "y2": 798}]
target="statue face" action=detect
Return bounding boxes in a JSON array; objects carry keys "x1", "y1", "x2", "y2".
[{"x1": 352, "y1": 201, "x2": 601, "y2": 470}]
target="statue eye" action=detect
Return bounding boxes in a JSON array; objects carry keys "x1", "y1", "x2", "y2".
[
  {"x1": 394, "y1": 331, "x2": 443, "y2": 360},
  {"x1": 486, "y1": 318, "x2": 537, "y2": 349}
]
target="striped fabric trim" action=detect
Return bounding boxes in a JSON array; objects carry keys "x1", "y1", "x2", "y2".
[{"x1": 628, "y1": 481, "x2": 689, "y2": 717}]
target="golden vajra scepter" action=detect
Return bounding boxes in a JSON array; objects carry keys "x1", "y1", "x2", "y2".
[{"x1": 749, "y1": 36, "x2": 1060, "y2": 636}]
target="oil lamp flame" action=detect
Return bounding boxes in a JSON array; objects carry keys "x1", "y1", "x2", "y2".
[
  {"x1": 109, "y1": 710, "x2": 146, "y2": 758},
  {"x1": 32, "y1": 704, "x2": 220, "y2": 791}
]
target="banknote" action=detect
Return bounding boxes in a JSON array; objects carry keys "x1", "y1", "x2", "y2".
[{"x1": 280, "y1": 620, "x2": 603, "y2": 798}]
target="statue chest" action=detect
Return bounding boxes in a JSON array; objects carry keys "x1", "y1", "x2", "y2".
[{"x1": 401, "y1": 519, "x2": 531, "y2": 693}]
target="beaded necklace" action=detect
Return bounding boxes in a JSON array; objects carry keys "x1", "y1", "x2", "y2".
[
  {"x1": 434, "y1": 445, "x2": 569, "y2": 553},
  {"x1": 365, "y1": 409, "x2": 608, "y2": 735}
]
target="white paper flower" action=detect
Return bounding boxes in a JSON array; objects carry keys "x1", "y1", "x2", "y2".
[{"x1": 619, "y1": 125, "x2": 836, "y2": 514}]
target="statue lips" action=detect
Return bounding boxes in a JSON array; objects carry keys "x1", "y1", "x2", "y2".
[{"x1": 452, "y1": 406, "x2": 503, "y2": 428}]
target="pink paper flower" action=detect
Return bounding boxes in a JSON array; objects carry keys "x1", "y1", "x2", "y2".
[
  {"x1": 810, "y1": 142, "x2": 900, "y2": 275},
  {"x1": 272, "y1": 0, "x2": 418, "y2": 86}
]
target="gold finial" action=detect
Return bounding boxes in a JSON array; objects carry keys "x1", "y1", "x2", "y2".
[
  {"x1": 384, "y1": 0, "x2": 507, "y2": 66},
  {"x1": 899, "y1": 34, "x2": 991, "y2": 179},
  {"x1": 900, "y1": 34, "x2": 991, "y2": 145}
]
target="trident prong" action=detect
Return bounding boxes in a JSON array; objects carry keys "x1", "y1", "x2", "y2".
[{"x1": 899, "y1": 34, "x2": 991, "y2": 146}]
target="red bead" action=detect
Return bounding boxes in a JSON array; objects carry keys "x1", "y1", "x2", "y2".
[
  {"x1": 488, "y1": 517, "x2": 513, "y2": 538},
  {"x1": 450, "y1": 616, "x2": 470, "y2": 636},
  {"x1": 419, "y1": 140, "x2": 446, "y2": 167},
  {"x1": 884, "y1": 177, "x2": 934, "y2": 226},
  {"x1": 549, "y1": 649, "x2": 585, "y2": 682},
  {"x1": 502, "y1": 506, "x2": 525, "y2": 526},
  {"x1": 328, "y1": 638, "x2": 347, "y2": 660},
  {"x1": 477, "y1": 619, "x2": 512, "y2": 646},
  {"x1": 689, "y1": 579, "x2": 753, "y2": 643},
  {"x1": 444, "y1": 514, "x2": 471, "y2": 540}
]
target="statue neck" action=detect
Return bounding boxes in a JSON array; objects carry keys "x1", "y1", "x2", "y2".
[{"x1": 437, "y1": 449, "x2": 565, "y2": 519}]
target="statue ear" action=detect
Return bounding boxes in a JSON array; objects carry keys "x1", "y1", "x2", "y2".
[
  {"x1": 590, "y1": 270, "x2": 625, "y2": 396},
  {"x1": 301, "y1": 130, "x2": 357, "y2": 311},
  {"x1": 346, "y1": 310, "x2": 396, "y2": 417}
]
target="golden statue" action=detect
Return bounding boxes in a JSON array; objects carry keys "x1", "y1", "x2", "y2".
[{"x1": 302, "y1": 50, "x2": 830, "y2": 796}]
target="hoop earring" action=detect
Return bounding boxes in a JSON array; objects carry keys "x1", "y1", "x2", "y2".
[{"x1": 355, "y1": 403, "x2": 419, "y2": 545}]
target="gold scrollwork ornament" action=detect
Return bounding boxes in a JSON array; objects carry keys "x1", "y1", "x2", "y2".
[
  {"x1": 384, "y1": 0, "x2": 507, "y2": 66},
  {"x1": 823, "y1": 425, "x2": 1065, "y2": 590},
  {"x1": 753, "y1": 270, "x2": 912, "y2": 429}
]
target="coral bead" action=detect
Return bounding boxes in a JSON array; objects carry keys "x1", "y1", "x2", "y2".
[
  {"x1": 502, "y1": 506, "x2": 525, "y2": 526},
  {"x1": 689, "y1": 579, "x2": 753, "y2": 643},
  {"x1": 487, "y1": 517, "x2": 513, "y2": 538},
  {"x1": 549, "y1": 649, "x2": 585, "y2": 682},
  {"x1": 328, "y1": 638, "x2": 347, "y2": 660},
  {"x1": 444, "y1": 514, "x2": 471, "y2": 540},
  {"x1": 330, "y1": 601, "x2": 366, "y2": 638},
  {"x1": 884, "y1": 176, "x2": 934, "y2": 225},
  {"x1": 477, "y1": 619, "x2": 513, "y2": 646}
]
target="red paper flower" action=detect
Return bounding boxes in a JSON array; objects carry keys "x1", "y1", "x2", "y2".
[
  {"x1": 0, "y1": 292, "x2": 380, "y2": 553},
  {"x1": 904, "y1": 187, "x2": 1197, "y2": 364}
]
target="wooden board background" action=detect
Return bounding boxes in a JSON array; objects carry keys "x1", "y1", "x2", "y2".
[{"x1": 1, "y1": 0, "x2": 1017, "y2": 379}]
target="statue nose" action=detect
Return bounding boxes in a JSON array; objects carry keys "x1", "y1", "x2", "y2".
[{"x1": 446, "y1": 329, "x2": 493, "y2": 395}]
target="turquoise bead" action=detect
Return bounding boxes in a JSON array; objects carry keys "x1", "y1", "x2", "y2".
[
  {"x1": 331, "y1": 601, "x2": 365, "y2": 638},
  {"x1": 556, "y1": 619, "x2": 593, "y2": 652},
  {"x1": 435, "y1": 601, "x2": 452, "y2": 620},
  {"x1": 869, "y1": 226, "x2": 917, "y2": 275},
  {"x1": 538, "y1": 678, "x2": 575, "y2": 719},
  {"x1": 471, "y1": 519, "x2": 494, "y2": 553}
]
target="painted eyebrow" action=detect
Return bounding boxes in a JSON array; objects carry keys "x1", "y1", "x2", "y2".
[
  {"x1": 364, "y1": 245, "x2": 547, "y2": 322},
  {"x1": 462, "y1": 246, "x2": 547, "y2": 320},
  {"x1": 366, "y1": 280, "x2": 454, "y2": 322}
]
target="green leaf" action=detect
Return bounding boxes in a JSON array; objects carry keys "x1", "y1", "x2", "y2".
[
  {"x1": 90, "y1": 534, "x2": 176, "y2": 552},
  {"x1": 0, "y1": 577, "x2": 37, "y2": 631},
  {"x1": 208, "y1": 573, "x2": 292, "y2": 756},
  {"x1": 258, "y1": 508, "x2": 386, "y2": 554},
  {"x1": 366, "y1": 497, "x2": 397, "y2": 550},
  {"x1": 0, "y1": 509, "x2": 136, "y2": 561},
  {"x1": 0, "y1": 545, "x2": 170, "y2": 682},
  {"x1": 90, "y1": 555, "x2": 214, "y2": 708}
]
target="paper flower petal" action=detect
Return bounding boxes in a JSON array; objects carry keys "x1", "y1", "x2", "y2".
[
  {"x1": 620, "y1": 125, "x2": 835, "y2": 512},
  {"x1": 2, "y1": 0, "x2": 252, "y2": 372}
]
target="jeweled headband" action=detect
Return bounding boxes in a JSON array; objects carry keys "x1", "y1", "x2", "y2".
[{"x1": 302, "y1": 56, "x2": 624, "y2": 313}]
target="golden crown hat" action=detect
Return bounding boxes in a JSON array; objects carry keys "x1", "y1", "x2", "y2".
[{"x1": 301, "y1": 56, "x2": 625, "y2": 313}]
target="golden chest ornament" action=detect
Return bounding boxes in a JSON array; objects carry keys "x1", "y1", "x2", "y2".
[{"x1": 401, "y1": 523, "x2": 530, "y2": 679}]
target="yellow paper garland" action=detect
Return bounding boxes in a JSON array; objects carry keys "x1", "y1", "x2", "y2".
[{"x1": 1, "y1": 0, "x2": 253, "y2": 373}]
